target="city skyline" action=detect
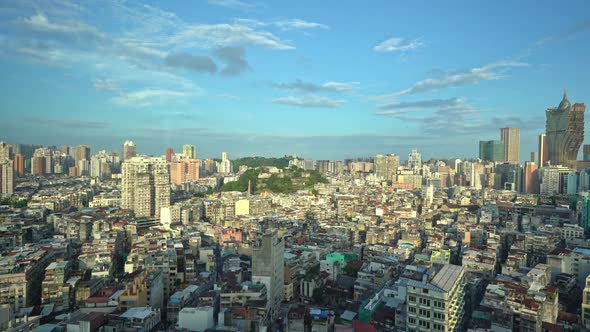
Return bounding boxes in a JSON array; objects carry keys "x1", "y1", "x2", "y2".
[{"x1": 1, "y1": 1, "x2": 590, "y2": 160}]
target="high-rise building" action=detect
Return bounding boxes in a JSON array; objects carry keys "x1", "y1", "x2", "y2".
[
  {"x1": 422, "y1": 184, "x2": 434, "y2": 206},
  {"x1": 479, "y1": 140, "x2": 505, "y2": 162},
  {"x1": 0, "y1": 159, "x2": 14, "y2": 194},
  {"x1": 31, "y1": 156, "x2": 45, "y2": 176},
  {"x1": 122, "y1": 141, "x2": 137, "y2": 161},
  {"x1": 0, "y1": 142, "x2": 11, "y2": 160},
  {"x1": 385, "y1": 154, "x2": 400, "y2": 181},
  {"x1": 539, "y1": 134, "x2": 549, "y2": 166},
  {"x1": 408, "y1": 148, "x2": 422, "y2": 171},
  {"x1": 218, "y1": 152, "x2": 232, "y2": 174},
  {"x1": 500, "y1": 127, "x2": 520, "y2": 163},
  {"x1": 14, "y1": 153, "x2": 25, "y2": 177},
  {"x1": 584, "y1": 145, "x2": 590, "y2": 161},
  {"x1": 122, "y1": 157, "x2": 170, "y2": 218},
  {"x1": 170, "y1": 159, "x2": 200, "y2": 185},
  {"x1": 252, "y1": 228, "x2": 284, "y2": 325},
  {"x1": 75, "y1": 145, "x2": 90, "y2": 176},
  {"x1": 582, "y1": 275, "x2": 590, "y2": 328},
  {"x1": 495, "y1": 162, "x2": 523, "y2": 191},
  {"x1": 580, "y1": 192, "x2": 590, "y2": 233},
  {"x1": 540, "y1": 165, "x2": 571, "y2": 195},
  {"x1": 182, "y1": 144, "x2": 196, "y2": 159},
  {"x1": 374, "y1": 154, "x2": 386, "y2": 180},
  {"x1": 546, "y1": 90, "x2": 585, "y2": 168},
  {"x1": 166, "y1": 148, "x2": 174, "y2": 162},
  {"x1": 523, "y1": 161, "x2": 539, "y2": 194},
  {"x1": 406, "y1": 264, "x2": 466, "y2": 332},
  {"x1": 75, "y1": 145, "x2": 90, "y2": 164}
]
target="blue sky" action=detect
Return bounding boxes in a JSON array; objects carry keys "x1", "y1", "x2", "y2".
[{"x1": 1, "y1": 0, "x2": 589, "y2": 161}]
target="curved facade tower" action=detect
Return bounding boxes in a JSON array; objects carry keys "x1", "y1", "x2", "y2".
[{"x1": 546, "y1": 90, "x2": 585, "y2": 168}]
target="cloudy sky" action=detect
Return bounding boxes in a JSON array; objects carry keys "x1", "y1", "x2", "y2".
[{"x1": 1, "y1": 0, "x2": 589, "y2": 161}]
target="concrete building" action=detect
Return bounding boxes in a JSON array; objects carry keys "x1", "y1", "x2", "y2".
[
  {"x1": 539, "y1": 134, "x2": 549, "y2": 166},
  {"x1": 218, "y1": 152, "x2": 232, "y2": 174},
  {"x1": 252, "y1": 229, "x2": 284, "y2": 325},
  {"x1": 422, "y1": 184, "x2": 434, "y2": 206},
  {"x1": 546, "y1": 90, "x2": 585, "y2": 168},
  {"x1": 13, "y1": 153, "x2": 25, "y2": 177},
  {"x1": 408, "y1": 148, "x2": 422, "y2": 171},
  {"x1": 583, "y1": 275, "x2": 590, "y2": 329},
  {"x1": 385, "y1": 154, "x2": 400, "y2": 182},
  {"x1": 540, "y1": 165, "x2": 571, "y2": 195},
  {"x1": 122, "y1": 156, "x2": 170, "y2": 218},
  {"x1": 182, "y1": 144, "x2": 197, "y2": 159},
  {"x1": 0, "y1": 159, "x2": 14, "y2": 194},
  {"x1": 177, "y1": 307, "x2": 215, "y2": 331},
  {"x1": 122, "y1": 140, "x2": 137, "y2": 161},
  {"x1": 523, "y1": 161, "x2": 539, "y2": 194},
  {"x1": 479, "y1": 140, "x2": 504, "y2": 162},
  {"x1": 500, "y1": 127, "x2": 520, "y2": 163},
  {"x1": 406, "y1": 264, "x2": 466, "y2": 332},
  {"x1": 170, "y1": 159, "x2": 200, "y2": 185},
  {"x1": 374, "y1": 154, "x2": 386, "y2": 180}
]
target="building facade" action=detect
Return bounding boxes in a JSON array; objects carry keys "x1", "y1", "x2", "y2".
[
  {"x1": 500, "y1": 127, "x2": 520, "y2": 163},
  {"x1": 546, "y1": 90, "x2": 585, "y2": 168},
  {"x1": 479, "y1": 140, "x2": 504, "y2": 162},
  {"x1": 122, "y1": 157, "x2": 171, "y2": 218}
]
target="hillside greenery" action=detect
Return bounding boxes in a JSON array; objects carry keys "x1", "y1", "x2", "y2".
[
  {"x1": 220, "y1": 167, "x2": 328, "y2": 194},
  {"x1": 232, "y1": 157, "x2": 290, "y2": 173}
]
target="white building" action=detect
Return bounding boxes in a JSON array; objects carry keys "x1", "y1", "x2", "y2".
[
  {"x1": 177, "y1": 307, "x2": 214, "y2": 331},
  {"x1": 406, "y1": 264, "x2": 466, "y2": 332}
]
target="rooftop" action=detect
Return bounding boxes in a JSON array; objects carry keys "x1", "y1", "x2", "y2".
[{"x1": 431, "y1": 264, "x2": 464, "y2": 292}]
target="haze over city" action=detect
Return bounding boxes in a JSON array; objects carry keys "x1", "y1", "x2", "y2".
[{"x1": 1, "y1": 0, "x2": 590, "y2": 159}]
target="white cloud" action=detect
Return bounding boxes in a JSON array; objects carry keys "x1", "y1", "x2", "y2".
[
  {"x1": 273, "y1": 19, "x2": 328, "y2": 30},
  {"x1": 374, "y1": 37, "x2": 423, "y2": 52},
  {"x1": 272, "y1": 79, "x2": 359, "y2": 93},
  {"x1": 114, "y1": 89, "x2": 188, "y2": 107},
  {"x1": 170, "y1": 23, "x2": 294, "y2": 50},
  {"x1": 272, "y1": 94, "x2": 345, "y2": 108},
  {"x1": 93, "y1": 79, "x2": 120, "y2": 93},
  {"x1": 207, "y1": 0, "x2": 254, "y2": 10}
]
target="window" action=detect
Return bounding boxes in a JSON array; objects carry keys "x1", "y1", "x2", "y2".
[
  {"x1": 409, "y1": 307, "x2": 416, "y2": 313},
  {"x1": 409, "y1": 317, "x2": 416, "y2": 324},
  {"x1": 422, "y1": 288, "x2": 429, "y2": 294},
  {"x1": 409, "y1": 295, "x2": 416, "y2": 302}
]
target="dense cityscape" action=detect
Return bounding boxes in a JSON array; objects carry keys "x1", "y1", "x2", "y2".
[
  {"x1": 0, "y1": 90, "x2": 588, "y2": 332},
  {"x1": 2, "y1": 1, "x2": 590, "y2": 332}
]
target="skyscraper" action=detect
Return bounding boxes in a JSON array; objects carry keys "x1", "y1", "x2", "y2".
[
  {"x1": 374, "y1": 154, "x2": 386, "y2": 180},
  {"x1": 122, "y1": 141, "x2": 137, "y2": 161},
  {"x1": 0, "y1": 142, "x2": 11, "y2": 160},
  {"x1": 523, "y1": 161, "x2": 539, "y2": 194},
  {"x1": 500, "y1": 127, "x2": 520, "y2": 163},
  {"x1": 14, "y1": 153, "x2": 25, "y2": 177},
  {"x1": 546, "y1": 90, "x2": 585, "y2": 168},
  {"x1": 479, "y1": 140, "x2": 505, "y2": 162},
  {"x1": 218, "y1": 152, "x2": 232, "y2": 174},
  {"x1": 122, "y1": 157, "x2": 170, "y2": 218},
  {"x1": 385, "y1": 154, "x2": 400, "y2": 181},
  {"x1": 538, "y1": 134, "x2": 548, "y2": 166},
  {"x1": 0, "y1": 159, "x2": 14, "y2": 194},
  {"x1": 252, "y1": 228, "x2": 284, "y2": 325},
  {"x1": 583, "y1": 144, "x2": 590, "y2": 161},
  {"x1": 182, "y1": 144, "x2": 196, "y2": 159},
  {"x1": 407, "y1": 148, "x2": 422, "y2": 171},
  {"x1": 166, "y1": 147, "x2": 174, "y2": 162}
]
